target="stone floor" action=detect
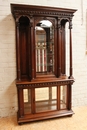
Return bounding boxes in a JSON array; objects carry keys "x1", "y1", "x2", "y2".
[{"x1": 0, "y1": 106, "x2": 87, "y2": 130}]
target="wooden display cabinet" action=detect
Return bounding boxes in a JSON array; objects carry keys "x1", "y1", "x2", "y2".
[{"x1": 11, "y1": 4, "x2": 76, "y2": 124}]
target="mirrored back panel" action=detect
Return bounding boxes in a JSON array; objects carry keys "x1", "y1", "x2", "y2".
[{"x1": 35, "y1": 20, "x2": 54, "y2": 75}]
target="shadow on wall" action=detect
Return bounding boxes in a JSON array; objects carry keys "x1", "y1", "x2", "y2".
[{"x1": 0, "y1": 14, "x2": 18, "y2": 117}]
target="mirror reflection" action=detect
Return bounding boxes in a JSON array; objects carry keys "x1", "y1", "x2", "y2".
[{"x1": 35, "y1": 20, "x2": 54, "y2": 74}]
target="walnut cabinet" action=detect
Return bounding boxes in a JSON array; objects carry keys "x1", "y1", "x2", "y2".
[{"x1": 11, "y1": 4, "x2": 76, "y2": 124}]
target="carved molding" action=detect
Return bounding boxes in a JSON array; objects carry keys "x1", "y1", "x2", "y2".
[
  {"x1": 13, "y1": 10, "x2": 73, "y2": 19},
  {"x1": 16, "y1": 80, "x2": 74, "y2": 88}
]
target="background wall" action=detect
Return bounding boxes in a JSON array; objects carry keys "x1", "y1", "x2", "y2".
[{"x1": 0, "y1": 0, "x2": 87, "y2": 117}]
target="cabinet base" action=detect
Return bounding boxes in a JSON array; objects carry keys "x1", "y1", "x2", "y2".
[{"x1": 17, "y1": 109, "x2": 74, "y2": 124}]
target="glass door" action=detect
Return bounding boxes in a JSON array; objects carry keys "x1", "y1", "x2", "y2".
[
  {"x1": 35, "y1": 86, "x2": 57, "y2": 112},
  {"x1": 23, "y1": 89, "x2": 31, "y2": 114}
]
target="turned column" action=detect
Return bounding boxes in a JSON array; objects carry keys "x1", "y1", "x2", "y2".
[
  {"x1": 69, "y1": 18, "x2": 73, "y2": 79},
  {"x1": 16, "y1": 19, "x2": 21, "y2": 80},
  {"x1": 57, "y1": 18, "x2": 61, "y2": 77},
  {"x1": 30, "y1": 16, "x2": 35, "y2": 79}
]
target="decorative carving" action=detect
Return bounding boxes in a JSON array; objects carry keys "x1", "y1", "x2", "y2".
[
  {"x1": 14, "y1": 9, "x2": 73, "y2": 18},
  {"x1": 16, "y1": 21, "x2": 20, "y2": 27},
  {"x1": 57, "y1": 18, "x2": 61, "y2": 29},
  {"x1": 11, "y1": 4, "x2": 76, "y2": 124},
  {"x1": 17, "y1": 80, "x2": 74, "y2": 88},
  {"x1": 69, "y1": 18, "x2": 72, "y2": 29},
  {"x1": 29, "y1": 22, "x2": 33, "y2": 27}
]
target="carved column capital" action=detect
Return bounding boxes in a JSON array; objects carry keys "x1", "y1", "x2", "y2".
[
  {"x1": 29, "y1": 15, "x2": 34, "y2": 27},
  {"x1": 57, "y1": 18, "x2": 61, "y2": 29},
  {"x1": 16, "y1": 22, "x2": 20, "y2": 27},
  {"x1": 69, "y1": 17, "x2": 72, "y2": 29},
  {"x1": 15, "y1": 17, "x2": 20, "y2": 27}
]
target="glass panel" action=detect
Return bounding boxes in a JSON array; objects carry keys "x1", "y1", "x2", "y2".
[
  {"x1": 35, "y1": 20, "x2": 54, "y2": 74},
  {"x1": 23, "y1": 89, "x2": 31, "y2": 114},
  {"x1": 35, "y1": 86, "x2": 57, "y2": 112},
  {"x1": 60, "y1": 85, "x2": 67, "y2": 109}
]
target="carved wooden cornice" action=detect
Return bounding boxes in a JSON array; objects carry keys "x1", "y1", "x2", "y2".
[
  {"x1": 16, "y1": 79, "x2": 74, "y2": 88},
  {"x1": 11, "y1": 4, "x2": 77, "y2": 20},
  {"x1": 13, "y1": 10, "x2": 73, "y2": 17}
]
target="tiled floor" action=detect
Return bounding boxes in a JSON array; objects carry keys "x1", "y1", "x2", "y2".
[{"x1": 0, "y1": 106, "x2": 87, "y2": 130}]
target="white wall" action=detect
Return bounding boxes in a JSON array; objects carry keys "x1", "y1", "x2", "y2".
[{"x1": 0, "y1": 0, "x2": 87, "y2": 117}]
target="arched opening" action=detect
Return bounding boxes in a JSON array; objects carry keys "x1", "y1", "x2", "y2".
[{"x1": 19, "y1": 16, "x2": 30, "y2": 79}]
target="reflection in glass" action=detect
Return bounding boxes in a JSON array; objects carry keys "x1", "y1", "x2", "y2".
[
  {"x1": 35, "y1": 87, "x2": 57, "y2": 112},
  {"x1": 35, "y1": 20, "x2": 54, "y2": 74},
  {"x1": 60, "y1": 85, "x2": 67, "y2": 109},
  {"x1": 23, "y1": 89, "x2": 31, "y2": 114}
]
